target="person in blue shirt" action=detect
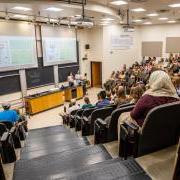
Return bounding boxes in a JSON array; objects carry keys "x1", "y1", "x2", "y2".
[
  {"x1": 0, "y1": 103, "x2": 19, "y2": 124},
  {"x1": 96, "y1": 90, "x2": 110, "y2": 108}
]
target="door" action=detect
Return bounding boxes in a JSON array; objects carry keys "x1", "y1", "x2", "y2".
[{"x1": 91, "y1": 61, "x2": 102, "y2": 87}]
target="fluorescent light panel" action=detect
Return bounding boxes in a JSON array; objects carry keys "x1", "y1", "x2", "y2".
[
  {"x1": 169, "y1": 3, "x2": 180, "y2": 8},
  {"x1": 13, "y1": 14, "x2": 28, "y2": 19},
  {"x1": 159, "y1": 17, "x2": 168, "y2": 20},
  {"x1": 143, "y1": 22, "x2": 152, "y2": 25},
  {"x1": 147, "y1": 13, "x2": 158, "y2": 17},
  {"x1": 12, "y1": 6, "x2": 32, "y2": 11},
  {"x1": 131, "y1": 8, "x2": 146, "y2": 12},
  {"x1": 110, "y1": 0, "x2": 128, "y2": 5},
  {"x1": 133, "y1": 19, "x2": 142, "y2": 22},
  {"x1": 46, "y1": 7, "x2": 63, "y2": 12},
  {"x1": 168, "y1": 20, "x2": 176, "y2": 23}
]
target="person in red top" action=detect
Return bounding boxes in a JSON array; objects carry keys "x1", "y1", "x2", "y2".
[{"x1": 130, "y1": 70, "x2": 179, "y2": 126}]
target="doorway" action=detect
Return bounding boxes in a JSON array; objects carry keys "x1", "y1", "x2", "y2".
[{"x1": 91, "y1": 61, "x2": 102, "y2": 87}]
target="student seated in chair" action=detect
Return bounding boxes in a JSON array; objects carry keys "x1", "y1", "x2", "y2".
[
  {"x1": 0, "y1": 103, "x2": 19, "y2": 124},
  {"x1": 129, "y1": 85, "x2": 145, "y2": 104},
  {"x1": 82, "y1": 97, "x2": 93, "y2": 109},
  {"x1": 114, "y1": 86, "x2": 129, "y2": 106},
  {"x1": 118, "y1": 70, "x2": 179, "y2": 128},
  {"x1": 96, "y1": 90, "x2": 110, "y2": 108}
]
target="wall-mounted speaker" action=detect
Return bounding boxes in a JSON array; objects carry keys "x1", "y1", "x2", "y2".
[{"x1": 85, "y1": 44, "x2": 90, "y2": 49}]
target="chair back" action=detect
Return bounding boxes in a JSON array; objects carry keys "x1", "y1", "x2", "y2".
[
  {"x1": 70, "y1": 109, "x2": 79, "y2": 116},
  {"x1": 90, "y1": 107, "x2": 114, "y2": 130},
  {"x1": 82, "y1": 107, "x2": 97, "y2": 118},
  {"x1": 138, "y1": 101, "x2": 180, "y2": 156},
  {"x1": 76, "y1": 109, "x2": 84, "y2": 117},
  {"x1": 0, "y1": 123, "x2": 8, "y2": 137},
  {"x1": 0, "y1": 121, "x2": 13, "y2": 130},
  {"x1": 109, "y1": 105, "x2": 135, "y2": 139}
]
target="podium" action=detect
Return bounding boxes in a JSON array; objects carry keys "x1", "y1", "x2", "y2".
[{"x1": 64, "y1": 85, "x2": 84, "y2": 101}]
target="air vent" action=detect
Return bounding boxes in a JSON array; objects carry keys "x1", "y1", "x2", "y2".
[{"x1": 157, "y1": 9, "x2": 170, "y2": 13}]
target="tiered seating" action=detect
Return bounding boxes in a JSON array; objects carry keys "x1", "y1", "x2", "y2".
[{"x1": 3, "y1": 101, "x2": 179, "y2": 179}]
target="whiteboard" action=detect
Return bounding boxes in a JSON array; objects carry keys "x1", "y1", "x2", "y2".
[
  {"x1": 111, "y1": 35, "x2": 133, "y2": 49},
  {"x1": 0, "y1": 21, "x2": 37, "y2": 72},
  {"x1": 41, "y1": 25, "x2": 77, "y2": 66}
]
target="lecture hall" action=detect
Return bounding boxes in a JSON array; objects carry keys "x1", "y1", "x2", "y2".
[{"x1": 0, "y1": 0, "x2": 179, "y2": 180}]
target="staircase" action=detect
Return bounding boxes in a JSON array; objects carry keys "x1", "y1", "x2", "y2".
[{"x1": 13, "y1": 125, "x2": 151, "y2": 180}]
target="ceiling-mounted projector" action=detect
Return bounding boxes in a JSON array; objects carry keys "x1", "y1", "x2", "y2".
[
  {"x1": 123, "y1": 25, "x2": 135, "y2": 32},
  {"x1": 73, "y1": 17, "x2": 94, "y2": 27}
]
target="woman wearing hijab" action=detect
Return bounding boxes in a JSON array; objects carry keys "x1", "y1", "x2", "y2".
[
  {"x1": 130, "y1": 70, "x2": 179, "y2": 126},
  {"x1": 117, "y1": 70, "x2": 179, "y2": 153}
]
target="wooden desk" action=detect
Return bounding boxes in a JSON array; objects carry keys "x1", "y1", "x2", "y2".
[
  {"x1": 25, "y1": 90, "x2": 65, "y2": 115},
  {"x1": 64, "y1": 85, "x2": 84, "y2": 101}
]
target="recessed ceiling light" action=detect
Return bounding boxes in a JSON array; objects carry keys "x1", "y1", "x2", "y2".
[
  {"x1": 13, "y1": 14, "x2": 28, "y2": 19},
  {"x1": 101, "y1": 18, "x2": 114, "y2": 21},
  {"x1": 46, "y1": 7, "x2": 63, "y2": 12},
  {"x1": 169, "y1": 3, "x2": 180, "y2": 8},
  {"x1": 143, "y1": 22, "x2": 152, "y2": 25},
  {"x1": 159, "y1": 17, "x2": 168, "y2": 20},
  {"x1": 168, "y1": 20, "x2": 176, "y2": 23},
  {"x1": 12, "y1": 6, "x2": 32, "y2": 11},
  {"x1": 110, "y1": 0, "x2": 128, "y2": 5},
  {"x1": 147, "y1": 13, "x2": 158, "y2": 17},
  {"x1": 131, "y1": 8, "x2": 146, "y2": 12},
  {"x1": 132, "y1": 19, "x2": 142, "y2": 22}
]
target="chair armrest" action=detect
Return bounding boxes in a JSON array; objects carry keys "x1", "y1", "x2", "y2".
[
  {"x1": 76, "y1": 115, "x2": 81, "y2": 120},
  {"x1": 1, "y1": 132, "x2": 9, "y2": 142},
  {"x1": 9, "y1": 127, "x2": 16, "y2": 134},
  {"x1": 82, "y1": 116, "x2": 89, "y2": 122},
  {"x1": 124, "y1": 121, "x2": 139, "y2": 131},
  {"x1": 96, "y1": 118, "x2": 107, "y2": 126}
]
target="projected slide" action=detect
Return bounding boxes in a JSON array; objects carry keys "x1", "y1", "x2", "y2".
[
  {"x1": 0, "y1": 36, "x2": 37, "y2": 71},
  {"x1": 43, "y1": 37, "x2": 77, "y2": 66}
]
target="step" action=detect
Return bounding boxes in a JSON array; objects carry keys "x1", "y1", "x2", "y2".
[
  {"x1": 14, "y1": 145, "x2": 112, "y2": 180},
  {"x1": 21, "y1": 137, "x2": 89, "y2": 160}
]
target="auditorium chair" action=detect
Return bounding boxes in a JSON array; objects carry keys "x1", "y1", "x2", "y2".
[
  {"x1": 119, "y1": 101, "x2": 180, "y2": 159},
  {"x1": 0, "y1": 157, "x2": 5, "y2": 180},
  {"x1": 82, "y1": 106, "x2": 116, "y2": 136},
  {"x1": 1, "y1": 132, "x2": 17, "y2": 164},
  {"x1": 81, "y1": 107, "x2": 97, "y2": 136},
  {"x1": 94, "y1": 103, "x2": 135, "y2": 144},
  {"x1": 69, "y1": 109, "x2": 79, "y2": 128},
  {"x1": 0, "y1": 121, "x2": 13, "y2": 130},
  {"x1": 75, "y1": 109, "x2": 84, "y2": 131},
  {"x1": 0, "y1": 123, "x2": 8, "y2": 137}
]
